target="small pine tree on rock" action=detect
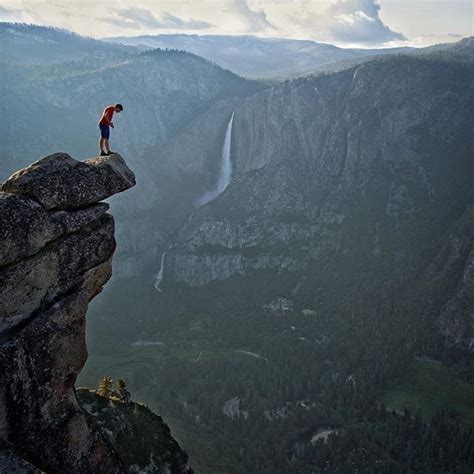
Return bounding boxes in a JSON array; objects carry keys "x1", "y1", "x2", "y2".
[
  {"x1": 116, "y1": 378, "x2": 131, "y2": 403},
  {"x1": 97, "y1": 375, "x2": 114, "y2": 397}
]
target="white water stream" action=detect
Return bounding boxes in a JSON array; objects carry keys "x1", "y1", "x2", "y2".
[
  {"x1": 195, "y1": 112, "x2": 234, "y2": 207},
  {"x1": 155, "y1": 113, "x2": 235, "y2": 291},
  {"x1": 154, "y1": 251, "x2": 166, "y2": 291}
]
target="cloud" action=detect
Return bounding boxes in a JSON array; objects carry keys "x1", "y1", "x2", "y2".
[
  {"x1": 230, "y1": 0, "x2": 276, "y2": 33},
  {"x1": 329, "y1": 0, "x2": 407, "y2": 43},
  {"x1": 107, "y1": 7, "x2": 213, "y2": 31},
  {"x1": 4, "y1": 0, "x2": 466, "y2": 48},
  {"x1": 293, "y1": 0, "x2": 407, "y2": 45},
  {"x1": 0, "y1": 4, "x2": 25, "y2": 22}
]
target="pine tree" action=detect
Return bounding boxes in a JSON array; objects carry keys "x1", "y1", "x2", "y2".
[
  {"x1": 97, "y1": 375, "x2": 114, "y2": 397},
  {"x1": 116, "y1": 378, "x2": 131, "y2": 403}
]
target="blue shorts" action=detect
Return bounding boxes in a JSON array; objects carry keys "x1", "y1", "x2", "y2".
[{"x1": 99, "y1": 123, "x2": 110, "y2": 139}]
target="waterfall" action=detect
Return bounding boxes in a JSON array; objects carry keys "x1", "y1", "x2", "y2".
[
  {"x1": 156, "y1": 113, "x2": 234, "y2": 290},
  {"x1": 195, "y1": 112, "x2": 234, "y2": 207},
  {"x1": 154, "y1": 251, "x2": 166, "y2": 291}
]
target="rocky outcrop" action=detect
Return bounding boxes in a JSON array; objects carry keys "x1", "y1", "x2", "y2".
[
  {"x1": 77, "y1": 389, "x2": 192, "y2": 473},
  {"x1": 0, "y1": 153, "x2": 135, "y2": 472},
  {"x1": 1, "y1": 152, "x2": 135, "y2": 210}
]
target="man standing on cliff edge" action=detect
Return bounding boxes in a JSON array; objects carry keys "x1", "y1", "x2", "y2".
[{"x1": 98, "y1": 103, "x2": 123, "y2": 156}]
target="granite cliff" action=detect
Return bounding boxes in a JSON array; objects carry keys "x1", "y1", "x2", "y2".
[
  {"x1": 166, "y1": 53, "x2": 473, "y2": 285},
  {"x1": 0, "y1": 153, "x2": 191, "y2": 472},
  {"x1": 159, "y1": 42, "x2": 474, "y2": 349}
]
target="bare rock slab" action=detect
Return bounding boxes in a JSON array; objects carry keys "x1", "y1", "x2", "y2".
[{"x1": 1, "y1": 153, "x2": 136, "y2": 210}]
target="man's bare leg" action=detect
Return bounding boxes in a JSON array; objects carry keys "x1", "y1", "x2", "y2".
[
  {"x1": 104, "y1": 138, "x2": 110, "y2": 154},
  {"x1": 99, "y1": 137, "x2": 105, "y2": 154}
]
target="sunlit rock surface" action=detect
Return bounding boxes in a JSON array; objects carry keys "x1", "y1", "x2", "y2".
[{"x1": 1, "y1": 152, "x2": 135, "y2": 210}]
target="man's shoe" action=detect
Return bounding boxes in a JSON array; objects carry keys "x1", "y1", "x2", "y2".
[
  {"x1": 107, "y1": 151, "x2": 117, "y2": 155},
  {"x1": 100, "y1": 151, "x2": 107, "y2": 156}
]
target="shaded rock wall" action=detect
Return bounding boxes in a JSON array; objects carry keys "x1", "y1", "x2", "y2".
[{"x1": 423, "y1": 206, "x2": 474, "y2": 350}]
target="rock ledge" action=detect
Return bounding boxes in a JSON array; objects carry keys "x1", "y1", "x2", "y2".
[{"x1": 1, "y1": 152, "x2": 136, "y2": 210}]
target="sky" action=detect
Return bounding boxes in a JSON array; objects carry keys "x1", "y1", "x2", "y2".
[{"x1": 0, "y1": 0, "x2": 472, "y2": 48}]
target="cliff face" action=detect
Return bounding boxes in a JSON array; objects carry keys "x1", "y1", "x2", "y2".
[
  {"x1": 0, "y1": 153, "x2": 133, "y2": 472},
  {"x1": 422, "y1": 206, "x2": 474, "y2": 349},
  {"x1": 165, "y1": 55, "x2": 473, "y2": 287},
  {"x1": 156, "y1": 49, "x2": 474, "y2": 348}
]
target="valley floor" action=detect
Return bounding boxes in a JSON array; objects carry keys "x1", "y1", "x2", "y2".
[{"x1": 383, "y1": 358, "x2": 474, "y2": 426}]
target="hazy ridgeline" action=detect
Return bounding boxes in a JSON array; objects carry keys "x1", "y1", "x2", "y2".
[{"x1": 1, "y1": 23, "x2": 473, "y2": 473}]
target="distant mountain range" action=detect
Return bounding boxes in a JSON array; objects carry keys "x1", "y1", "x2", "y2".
[
  {"x1": 0, "y1": 22, "x2": 131, "y2": 64},
  {"x1": 0, "y1": 23, "x2": 416, "y2": 79},
  {"x1": 104, "y1": 33, "x2": 414, "y2": 79}
]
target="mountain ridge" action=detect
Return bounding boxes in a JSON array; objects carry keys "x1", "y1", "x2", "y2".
[
  {"x1": 0, "y1": 22, "x2": 132, "y2": 64},
  {"x1": 104, "y1": 32, "x2": 415, "y2": 79}
]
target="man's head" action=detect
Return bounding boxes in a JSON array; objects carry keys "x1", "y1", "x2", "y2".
[{"x1": 114, "y1": 103, "x2": 123, "y2": 113}]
